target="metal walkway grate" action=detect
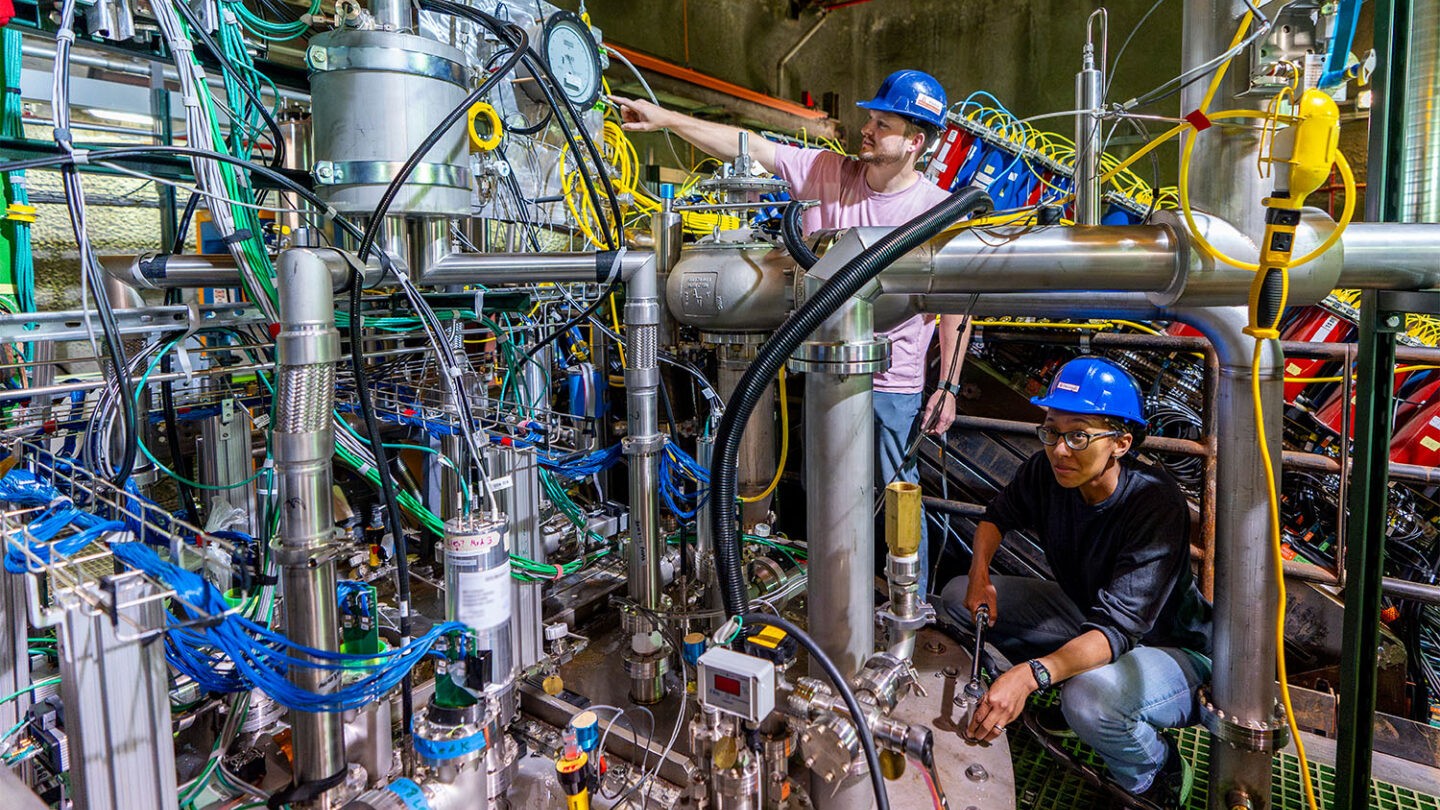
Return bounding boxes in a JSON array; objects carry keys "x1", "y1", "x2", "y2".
[{"x1": 1011, "y1": 723, "x2": 1440, "y2": 810}]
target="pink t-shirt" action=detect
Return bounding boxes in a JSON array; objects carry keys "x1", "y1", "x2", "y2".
[{"x1": 772, "y1": 143, "x2": 949, "y2": 393}]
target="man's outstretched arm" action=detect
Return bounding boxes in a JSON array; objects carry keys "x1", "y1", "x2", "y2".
[{"x1": 611, "y1": 96, "x2": 778, "y2": 174}]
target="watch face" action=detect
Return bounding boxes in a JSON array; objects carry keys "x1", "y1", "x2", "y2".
[{"x1": 545, "y1": 14, "x2": 600, "y2": 108}]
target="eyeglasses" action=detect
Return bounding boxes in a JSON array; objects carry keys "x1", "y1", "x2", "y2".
[{"x1": 1035, "y1": 426, "x2": 1124, "y2": 451}]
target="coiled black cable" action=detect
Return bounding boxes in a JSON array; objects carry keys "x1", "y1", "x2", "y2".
[{"x1": 710, "y1": 187, "x2": 992, "y2": 617}]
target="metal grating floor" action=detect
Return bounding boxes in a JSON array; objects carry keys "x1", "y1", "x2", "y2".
[{"x1": 1010, "y1": 724, "x2": 1440, "y2": 810}]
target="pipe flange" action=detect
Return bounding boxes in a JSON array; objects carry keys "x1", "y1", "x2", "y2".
[
  {"x1": 787, "y1": 338, "x2": 890, "y2": 375},
  {"x1": 1196, "y1": 686, "x2": 1291, "y2": 752}
]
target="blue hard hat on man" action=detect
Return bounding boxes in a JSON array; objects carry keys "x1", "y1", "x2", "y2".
[
  {"x1": 857, "y1": 69, "x2": 948, "y2": 130},
  {"x1": 1031, "y1": 357, "x2": 1147, "y2": 426}
]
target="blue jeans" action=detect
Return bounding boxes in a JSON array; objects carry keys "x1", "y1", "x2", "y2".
[
  {"x1": 874, "y1": 391, "x2": 930, "y2": 597},
  {"x1": 939, "y1": 575, "x2": 1211, "y2": 794}
]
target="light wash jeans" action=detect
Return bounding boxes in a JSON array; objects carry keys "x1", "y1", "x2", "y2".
[
  {"x1": 939, "y1": 575, "x2": 1211, "y2": 794},
  {"x1": 874, "y1": 390, "x2": 931, "y2": 597}
]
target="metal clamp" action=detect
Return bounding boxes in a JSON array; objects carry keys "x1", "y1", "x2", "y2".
[
  {"x1": 1196, "y1": 686, "x2": 1291, "y2": 752},
  {"x1": 313, "y1": 160, "x2": 471, "y2": 189},
  {"x1": 621, "y1": 433, "x2": 666, "y2": 455},
  {"x1": 306, "y1": 44, "x2": 467, "y2": 85},
  {"x1": 787, "y1": 338, "x2": 890, "y2": 375}
]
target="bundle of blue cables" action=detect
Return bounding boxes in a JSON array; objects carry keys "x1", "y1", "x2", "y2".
[
  {"x1": 535, "y1": 443, "x2": 623, "y2": 480},
  {"x1": 0, "y1": 468, "x2": 124, "y2": 574},
  {"x1": 659, "y1": 441, "x2": 709, "y2": 521},
  {"x1": 110, "y1": 542, "x2": 470, "y2": 712}
]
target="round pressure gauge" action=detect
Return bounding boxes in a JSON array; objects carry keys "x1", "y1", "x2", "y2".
[{"x1": 543, "y1": 11, "x2": 603, "y2": 110}]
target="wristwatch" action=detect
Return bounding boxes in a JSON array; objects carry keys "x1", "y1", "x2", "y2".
[
  {"x1": 1027, "y1": 659, "x2": 1052, "y2": 690},
  {"x1": 939, "y1": 379, "x2": 963, "y2": 397}
]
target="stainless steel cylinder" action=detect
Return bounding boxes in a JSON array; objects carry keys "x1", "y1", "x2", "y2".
[
  {"x1": 716, "y1": 343, "x2": 777, "y2": 526},
  {"x1": 278, "y1": 107, "x2": 313, "y2": 241},
  {"x1": 307, "y1": 29, "x2": 471, "y2": 216},
  {"x1": 1074, "y1": 48, "x2": 1104, "y2": 226},
  {"x1": 1397, "y1": 0, "x2": 1440, "y2": 222},
  {"x1": 624, "y1": 255, "x2": 665, "y2": 610},
  {"x1": 713, "y1": 754, "x2": 763, "y2": 810},
  {"x1": 443, "y1": 515, "x2": 514, "y2": 683},
  {"x1": 274, "y1": 249, "x2": 346, "y2": 796},
  {"x1": 803, "y1": 300, "x2": 876, "y2": 680},
  {"x1": 199, "y1": 400, "x2": 258, "y2": 535}
]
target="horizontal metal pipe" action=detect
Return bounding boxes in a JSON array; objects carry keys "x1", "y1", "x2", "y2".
[
  {"x1": 1282, "y1": 450, "x2": 1440, "y2": 486},
  {"x1": 877, "y1": 224, "x2": 1185, "y2": 296},
  {"x1": 20, "y1": 38, "x2": 310, "y2": 104},
  {"x1": 977, "y1": 328, "x2": 1440, "y2": 366},
  {"x1": 1336, "y1": 222, "x2": 1440, "y2": 289},
  {"x1": 99, "y1": 249, "x2": 389, "y2": 290},
  {"x1": 949, "y1": 414, "x2": 1208, "y2": 456},
  {"x1": 421, "y1": 250, "x2": 650, "y2": 286},
  {"x1": 920, "y1": 495, "x2": 986, "y2": 518},
  {"x1": 1283, "y1": 560, "x2": 1440, "y2": 606}
]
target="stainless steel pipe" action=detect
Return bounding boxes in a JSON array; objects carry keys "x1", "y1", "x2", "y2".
[
  {"x1": 273, "y1": 248, "x2": 346, "y2": 799},
  {"x1": 99, "y1": 249, "x2": 391, "y2": 291},
  {"x1": 622, "y1": 253, "x2": 665, "y2": 611},
  {"x1": 422, "y1": 250, "x2": 648, "y2": 286}
]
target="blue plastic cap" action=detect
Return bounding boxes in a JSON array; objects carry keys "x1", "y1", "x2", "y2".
[
  {"x1": 856, "y1": 69, "x2": 948, "y2": 130},
  {"x1": 571, "y1": 710, "x2": 600, "y2": 753},
  {"x1": 1030, "y1": 357, "x2": 1146, "y2": 426},
  {"x1": 660, "y1": 183, "x2": 676, "y2": 200}
]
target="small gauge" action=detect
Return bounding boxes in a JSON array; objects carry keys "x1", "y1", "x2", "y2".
[{"x1": 543, "y1": 11, "x2": 603, "y2": 110}]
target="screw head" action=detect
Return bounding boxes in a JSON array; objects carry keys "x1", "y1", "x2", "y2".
[{"x1": 308, "y1": 47, "x2": 327, "y2": 65}]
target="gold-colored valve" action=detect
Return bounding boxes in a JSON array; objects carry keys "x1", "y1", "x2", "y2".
[{"x1": 884, "y1": 481, "x2": 922, "y2": 557}]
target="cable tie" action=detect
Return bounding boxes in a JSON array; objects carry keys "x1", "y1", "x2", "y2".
[
  {"x1": 1185, "y1": 110, "x2": 1212, "y2": 131},
  {"x1": 323, "y1": 205, "x2": 339, "y2": 222},
  {"x1": 70, "y1": 149, "x2": 90, "y2": 165},
  {"x1": 55, "y1": 29, "x2": 75, "y2": 44},
  {"x1": 551, "y1": 562, "x2": 565, "y2": 581},
  {"x1": 220, "y1": 229, "x2": 253, "y2": 246}
]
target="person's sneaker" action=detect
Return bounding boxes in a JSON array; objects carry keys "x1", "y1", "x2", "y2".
[
  {"x1": 1029, "y1": 702, "x2": 1077, "y2": 739},
  {"x1": 1127, "y1": 737, "x2": 1194, "y2": 810}
]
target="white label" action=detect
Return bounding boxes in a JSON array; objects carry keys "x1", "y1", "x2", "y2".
[
  {"x1": 456, "y1": 564, "x2": 512, "y2": 631},
  {"x1": 1056, "y1": 381, "x2": 1081, "y2": 393},
  {"x1": 489, "y1": 475, "x2": 514, "y2": 493},
  {"x1": 914, "y1": 93, "x2": 943, "y2": 115},
  {"x1": 1429, "y1": 415, "x2": 1440, "y2": 430}
]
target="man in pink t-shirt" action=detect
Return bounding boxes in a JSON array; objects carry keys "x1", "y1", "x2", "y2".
[{"x1": 615, "y1": 70, "x2": 970, "y2": 596}]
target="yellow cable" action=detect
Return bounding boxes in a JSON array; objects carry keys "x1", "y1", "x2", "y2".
[
  {"x1": 1283, "y1": 364, "x2": 1440, "y2": 384},
  {"x1": 608, "y1": 293, "x2": 627, "y2": 368},
  {"x1": 739, "y1": 368, "x2": 789, "y2": 504},
  {"x1": 1111, "y1": 319, "x2": 1162, "y2": 335}
]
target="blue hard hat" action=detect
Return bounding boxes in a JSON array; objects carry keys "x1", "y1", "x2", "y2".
[
  {"x1": 857, "y1": 70, "x2": 948, "y2": 130},
  {"x1": 1031, "y1": 358, "x2": 1147, "y2": 426}
]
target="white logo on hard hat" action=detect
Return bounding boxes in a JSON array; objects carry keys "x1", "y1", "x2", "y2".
[
  {"x1": 914, "y1": 94, "x2": 943, "y2": 115},
  {"x1": 1056, "y1": 381, "x2": 1081, "y2": 393}
]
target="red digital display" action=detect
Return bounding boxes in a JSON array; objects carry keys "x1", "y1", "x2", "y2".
[{"x1": 713, "y1": 674, "x2": 741, "y2": 696}]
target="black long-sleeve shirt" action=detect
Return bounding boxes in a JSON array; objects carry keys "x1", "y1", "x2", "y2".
[{"x1": 985, "y1": 452, "x2": 1214, "y2": 661}]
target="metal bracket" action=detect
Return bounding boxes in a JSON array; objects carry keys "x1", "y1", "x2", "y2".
[{"x1": 1375, "y1": 290, "x2": 1440, "y2": 332}]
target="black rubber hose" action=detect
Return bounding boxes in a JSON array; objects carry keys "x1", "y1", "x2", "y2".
[
  {"x1": 739, "y1": 613, "x2": 891, "y2": 810},
  {"x1": 710, "y1": 187, "x2": 993, "y2": 617},
  {"x1": 780, "y1": 200, "x2": 819, "y2": 270}
]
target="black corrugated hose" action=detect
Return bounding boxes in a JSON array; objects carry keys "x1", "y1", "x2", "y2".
[
  {"x1": 780, "y1": 199, "x2": 819, "y2": 270},
  {"x1": 709, "y1": 186, "x2": 992, "y2": 618}
]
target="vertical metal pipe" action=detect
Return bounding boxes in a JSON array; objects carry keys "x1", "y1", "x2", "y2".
[
  {"x1": 1396, "y1": 0, "x2": 1440, "y2": 222},
  {"x1": 370, "y1": 0, "x2": 412, "y2": 31},
  {"x1": 150, "y1": 65, "x2": 177, "y2": 249},
  {"x1": 1181, "y1": 0, "x2": 1268, "y2": 244},
  {"x1": 623, "y1": 254, "x2": 664, "y2": 609},
  {"x1": 273, "y1": 249, "x2": 346, "y2": 797},
  {"x1": 408, "y1": 217, "x2": 450, "y2": 278},
  {"x1": 1182, "y1": 307, "x2": 1283, "y2": 810},
  {"x1": 804, "y1": 300, "x2": 876, "y2": 680},
  {"x1": 1074, "y1": 40, "x2": 1104, "y2": 225},
  {"x1": 278, "y1": 107, "x2": 314, "y2": 242}
]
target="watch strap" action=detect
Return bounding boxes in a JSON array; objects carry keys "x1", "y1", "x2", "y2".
[{"x1": 939, "y1": 379, "x2": 962, "y2": 397}]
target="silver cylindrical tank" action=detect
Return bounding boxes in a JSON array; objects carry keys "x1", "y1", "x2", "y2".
[
  {"x1": 307, "y1": 29, "x2": 472, "y2": 216},
  {"x1": 443, "y1": 515, "x2": 513, "y2": 684},
  {"x1": 1398, "y1": 0, "x2": 1440, "y2": 221}
]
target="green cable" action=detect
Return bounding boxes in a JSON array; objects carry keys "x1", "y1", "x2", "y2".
[{"x1": 0, "y1": 676, "x2": 60, "y2": 707}]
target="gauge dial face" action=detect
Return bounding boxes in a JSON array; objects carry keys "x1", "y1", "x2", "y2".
[{"x1": 545, "y1": 12, "x2": 602, "y2": 109}]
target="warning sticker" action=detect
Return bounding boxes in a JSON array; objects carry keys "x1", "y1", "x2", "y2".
[
  {"x1": 1421, "y1": 436, "x2": 1440, "y2": 453},
  {"x1": 1286, "y1": 362, "x2": 1303, "y2": 376},
  {"x1": 914, "y1": 93, "x2": 943, "y2": 115},
  {"x1": 1056, "y1": 381, "x2": 1081, "y2": 393}
]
